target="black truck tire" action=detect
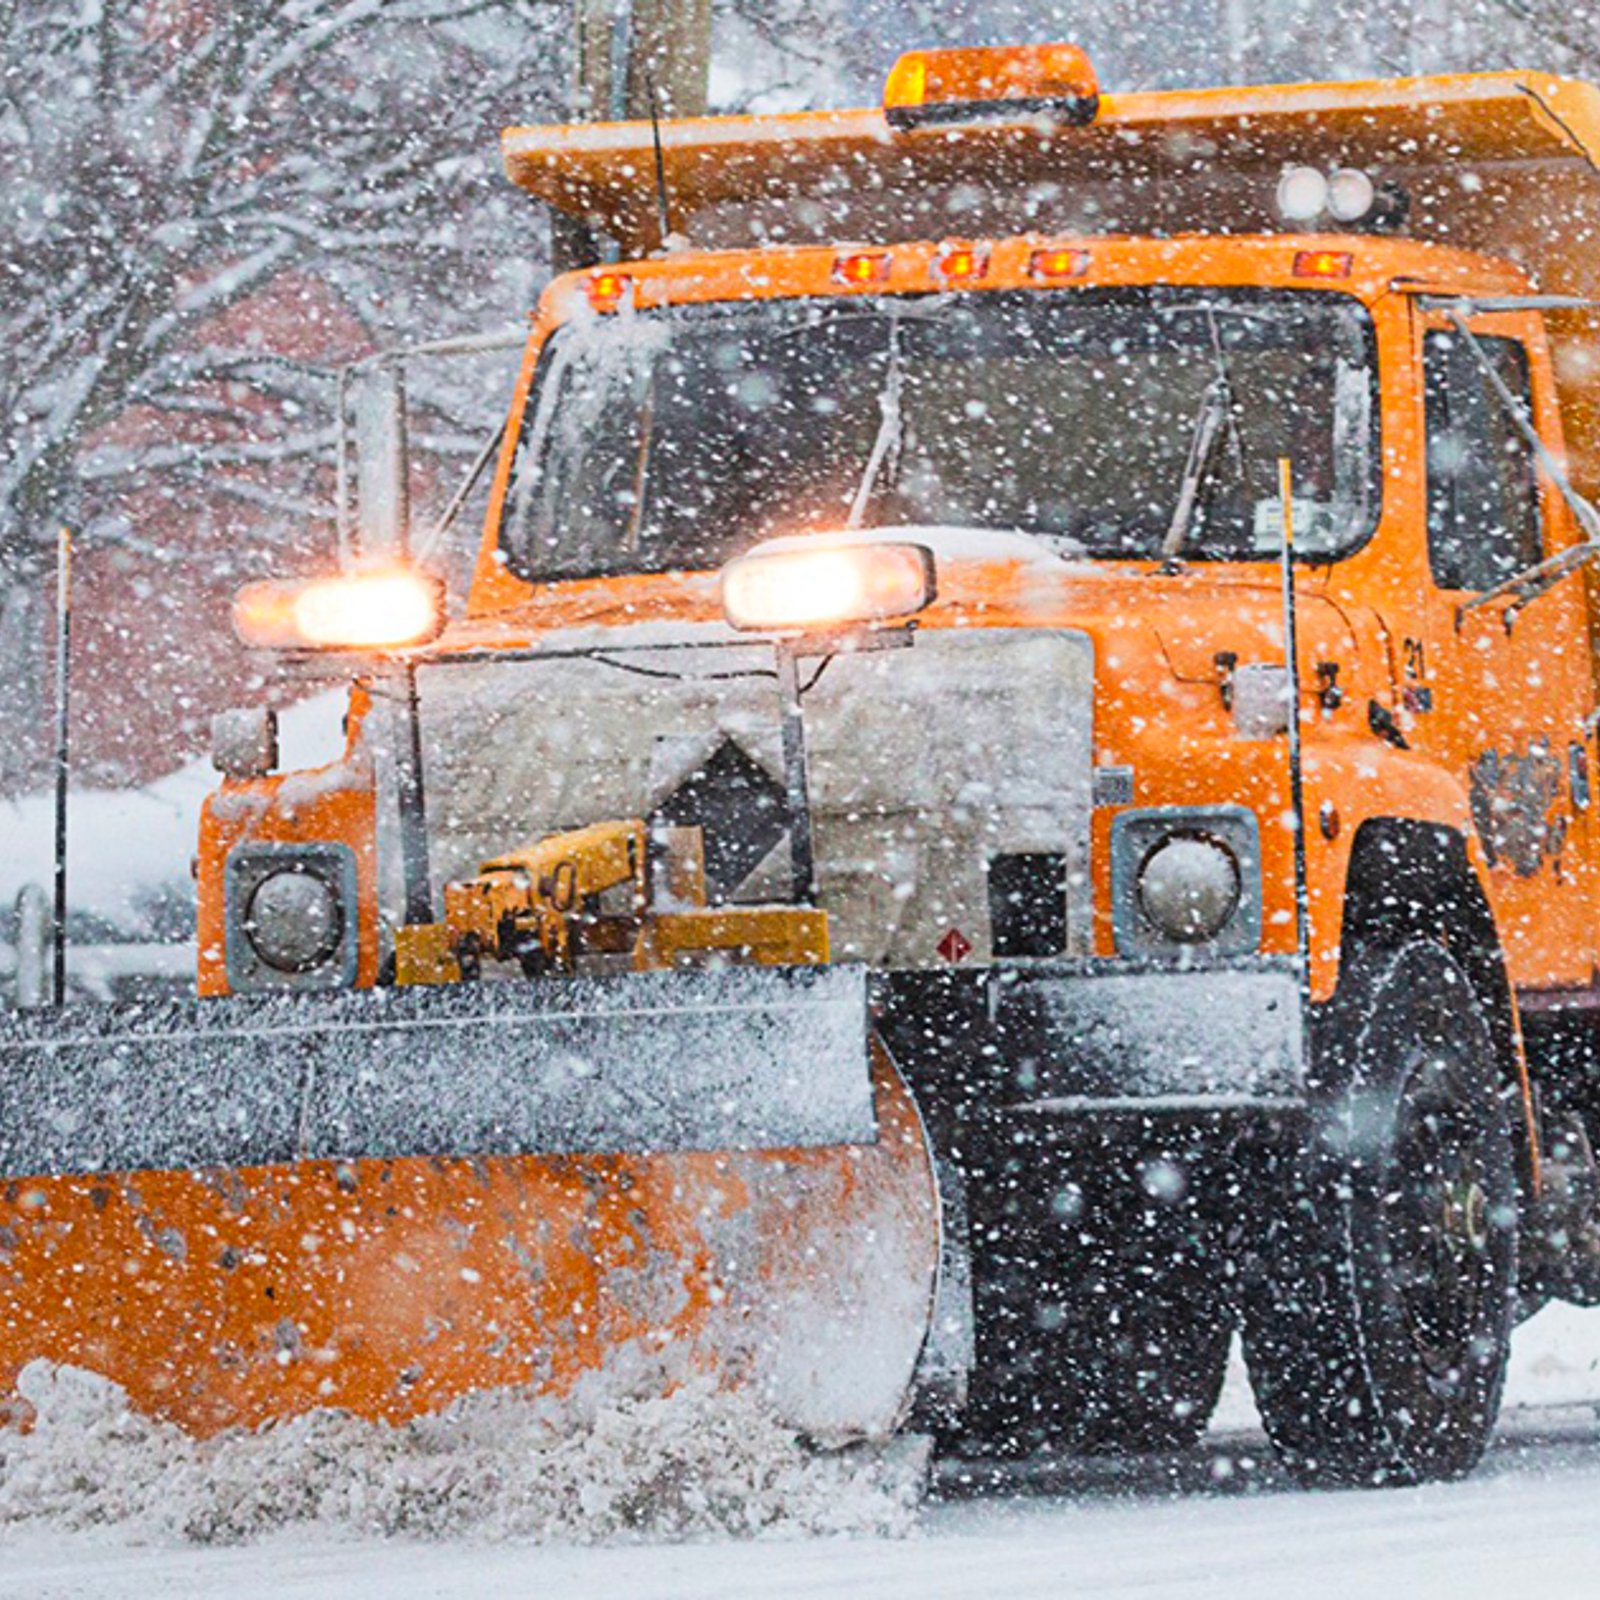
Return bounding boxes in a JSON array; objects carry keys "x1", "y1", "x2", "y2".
[{"x1": 1242, "y1": 938, "x2": 1518, "y2": 1486}]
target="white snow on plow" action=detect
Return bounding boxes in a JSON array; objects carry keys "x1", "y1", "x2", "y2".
[{"x1": 0, "y1": 1357, "x2": 929, "y2": 1547}]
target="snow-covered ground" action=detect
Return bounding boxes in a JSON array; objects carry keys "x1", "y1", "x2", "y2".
[{"x1": 1, "y1": 1302, "x2": 1596, "y2": 1599}]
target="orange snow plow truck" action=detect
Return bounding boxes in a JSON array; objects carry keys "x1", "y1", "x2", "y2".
[{"x1": 13, "y1": 45, "x2": 1600, "y2": 1487}]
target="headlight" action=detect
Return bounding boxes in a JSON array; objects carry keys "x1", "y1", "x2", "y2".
[
  {"x1": 224, "y1": 843, "x2": 358, "y2": 992},
  {"x1": 244, "y1": 869, "x2": 344, "y2": 972},
  {"x1": 720, "y1": 540, "x2": 936, "y2": 633},
  {"x1": 232, "y1": 564, "x2": 444, "y2": 652},
  {"x1": 1136, "y1": 836, "x2": 1241, "y2": 944},
  {"x1": 1110, "y1": 806, "x2": 1261, "y2": 956}
]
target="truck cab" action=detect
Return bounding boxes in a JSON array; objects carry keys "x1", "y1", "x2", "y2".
[{"x1": 199, "y1": 49, "x2": 1600, "y2": 1483}]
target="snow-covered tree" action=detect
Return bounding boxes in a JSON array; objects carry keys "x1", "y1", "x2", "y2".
[{"x1": 0, "y1": 0, "x2": 565, "y2": 789}]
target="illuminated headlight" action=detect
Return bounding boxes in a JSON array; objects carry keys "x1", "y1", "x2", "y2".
[
  {"x1": 1136, "y1": 836, "x2": 1241, "y2": 944},
  {"x1": 224, "y1": 843, "x2": 358, "y2": 991},
  {"x1": 232, "y1": 565, "x2": 444, "y2": 653},
  {"x1": 244, "y1": 870, "x2": 344, "y2": 973},
  {"x1": 720, "y1": 539, "x2": 936, "y2": 634},
  {"x1": 1111, "y1": 807, "x2": 1261, "y2": 956}
]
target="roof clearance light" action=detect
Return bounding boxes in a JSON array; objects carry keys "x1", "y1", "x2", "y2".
[
  {"x1": 1293, "y1": 250, "x2": 1354, "y2": 280},
  {"x1": 934, "y1": 243, "x2": 988, "y2": 283},
  {"x1": 586, "y1": 270, "x2": 631, "y2": 312},
  {"x1": 721, "y1": 541, "x2": 937, "y2": 634},
  {"x1": 834, "y1": 251, "x2": 891, "y2": 288},
  {"x1": 1030, "y1": 246, "x2": 1091, "y2": 280},
  {"x1": 884, "y1": 44, "x2": 1099, "y2": 131},
  {"x1": 233, "y1": 567, "x2": 445, "y2": 652}
]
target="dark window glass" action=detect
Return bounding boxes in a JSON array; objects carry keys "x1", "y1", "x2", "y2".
[
  {"x1": 1424, "y1": 331, "x2": 1541, "y2": 591},
  {"x1": 500, "y1": 289, "x2": 1378, "y2": 580}
]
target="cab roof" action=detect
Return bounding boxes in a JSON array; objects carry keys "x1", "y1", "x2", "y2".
[{"x1": 533, "y1": 232, "x2": 1532, "y2": 328}]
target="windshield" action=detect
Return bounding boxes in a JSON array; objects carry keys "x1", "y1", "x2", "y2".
[{"x1": 499, "y1": 288, "x2": 1379, "y2": 580}]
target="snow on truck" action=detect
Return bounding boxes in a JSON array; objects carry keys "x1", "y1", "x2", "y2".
[{"x1": 10, "y1": 43, "x2": 1600, "y2": 1488}]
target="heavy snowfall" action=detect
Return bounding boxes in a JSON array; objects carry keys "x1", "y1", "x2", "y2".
[{"x1": 9, "y1": 1, "x2": 1600, "y2": 1596}]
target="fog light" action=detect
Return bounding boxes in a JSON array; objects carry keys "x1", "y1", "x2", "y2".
[
  {"x1": 244, "y1": 869, "x2": 344, "y2": 973},
  {"x1": 1136, "y1": 836, "x2": 1241, "y2": 944}
]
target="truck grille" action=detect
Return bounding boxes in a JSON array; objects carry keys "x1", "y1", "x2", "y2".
[{"x1": 406, "y1": 627, "x2": 1094, "y2": 969}]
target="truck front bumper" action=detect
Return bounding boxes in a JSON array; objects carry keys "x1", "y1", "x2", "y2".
[{"x1": 878, "y1": 956, "x2": 1307, "y2": 1120}]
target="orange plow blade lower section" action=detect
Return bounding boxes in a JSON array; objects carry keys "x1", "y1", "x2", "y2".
[{"x1": 0, "y1": 969, "x2": 940, "y2": 1440}]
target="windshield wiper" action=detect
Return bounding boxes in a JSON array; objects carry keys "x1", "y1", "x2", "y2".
[
  {"x1": 1159, "y1": 373, "x2": 1232, "y2": 565},
  {"x1": 845, "y1": 313, "x2": 904, "y2": 529}
]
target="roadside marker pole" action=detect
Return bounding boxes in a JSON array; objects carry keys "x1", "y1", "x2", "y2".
[{"x1": 52, "y1": 527, "x2": 72, "y2": 1008}]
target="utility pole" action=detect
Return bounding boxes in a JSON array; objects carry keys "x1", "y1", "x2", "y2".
[
  {"x1": 1222, "y1": 0, "x2": 1249, "y2": 83},
  {"x1": 576, "y1": 0, "x2": 711, "y2": 120},
  {"x1": 559, "y1": 0, "x2": 712, "y2": 269}
]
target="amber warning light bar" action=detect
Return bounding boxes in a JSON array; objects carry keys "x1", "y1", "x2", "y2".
[{"x1": 883, "y1": 44, "x2": 1099, "y2": 131}]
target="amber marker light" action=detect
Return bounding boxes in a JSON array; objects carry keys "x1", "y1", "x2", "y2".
[
  {"x1": 720, "y1": 541, "x2": 937, "y2": 634},
  {"x1": 232, "y1": 567, "x2": 445, "y2": 652},
  {"x1": 934, "y1": 243, "x2": 989, "y2": 283},
  {"x1": 884, "y1": 43, "x2": 1099, "y2": 130},
  {"x1": 586, "y1": 270, "x2": 631, "y2": 312},
  {"x1": 1030, "y1": 246, "x2": 1091, "y2": 280},
  {"x1": 1293, "y1": 250, "x2": 1354, "y2": 280},
  {"x1": 834, "y1": 251, "x2": 891, "y2": 287}
]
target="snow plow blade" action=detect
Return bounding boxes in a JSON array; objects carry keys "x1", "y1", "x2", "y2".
[{"x1": 0, "y1": 966, "x2": 939, "y2": 1440}]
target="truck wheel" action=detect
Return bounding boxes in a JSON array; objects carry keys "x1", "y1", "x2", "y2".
[{"x1": 1242, "y1": 939, "x2": 1517, "y2": 1486}]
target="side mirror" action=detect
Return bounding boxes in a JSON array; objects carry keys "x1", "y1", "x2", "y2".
[{"x1": 347, "y1": 364, "x2": 411, "y2": 559}]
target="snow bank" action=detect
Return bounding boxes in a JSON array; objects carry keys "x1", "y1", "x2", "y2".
[
  {"x1": 0, "y1": 692, "x2": 346, "y2": 938},
  {"x1": 0, "y1": 1360, "x2": 928, "y2": 1548}
]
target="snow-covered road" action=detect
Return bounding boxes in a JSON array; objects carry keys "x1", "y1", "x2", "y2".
[
  {"x1": 6, "y1": 1418, "x2": 1595, "y2": 1599},
  {"x1": 4, "y1": 1305, "x2": 1596, "y2": 1600}
]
